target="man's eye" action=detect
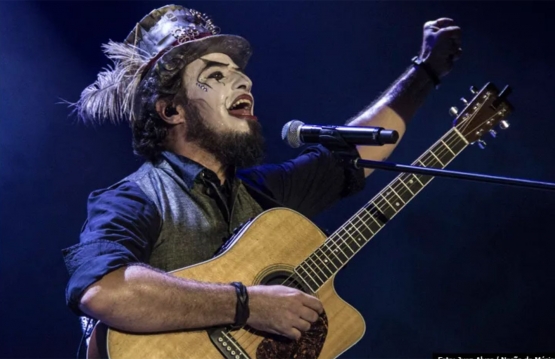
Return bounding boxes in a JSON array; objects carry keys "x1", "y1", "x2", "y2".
[{"x1": 208, "y1": 71, "x2": 224, "y2": 81}]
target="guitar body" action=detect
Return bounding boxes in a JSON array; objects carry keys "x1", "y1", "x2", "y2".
[{"x1": 88, "y1": 208, "x2": 366, "y2": 359}]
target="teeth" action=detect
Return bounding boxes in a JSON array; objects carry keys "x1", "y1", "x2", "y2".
[{"x1": 229, "y1": 98, "x2": 252, "y2": 110}]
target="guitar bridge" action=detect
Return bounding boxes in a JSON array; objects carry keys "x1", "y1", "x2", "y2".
[{"x1": 207, "y1": 327, "x2": 251, "y2": 359}]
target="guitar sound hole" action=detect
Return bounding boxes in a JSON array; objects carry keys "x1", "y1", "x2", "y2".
[
  {"x1": 256, "y1": 270, "x2": 328, "y2": 359},
  {"x1": 260, "y1": 270, "x2": 311, "y2": 293}
]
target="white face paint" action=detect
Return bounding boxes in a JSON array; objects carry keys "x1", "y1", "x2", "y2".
[{"x1": 182, "y1": 53, "x2": 256, "y2": 135}]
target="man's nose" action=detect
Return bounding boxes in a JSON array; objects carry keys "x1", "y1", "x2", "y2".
[{"x1": 233, "y1": 73, "x2": 252, "y2": 92}]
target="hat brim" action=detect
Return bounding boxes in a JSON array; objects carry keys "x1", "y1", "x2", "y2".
[{"x1": 160, "y1": 34, "x2": 252, "y2": 70}]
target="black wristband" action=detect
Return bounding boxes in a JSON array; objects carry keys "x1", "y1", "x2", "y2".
[
  {"x1": 411, "y1": 56, "x2": 441, "y2": 89},
  {"x1": 230, "y1": 282, "x2": 249, "y2": 329}
]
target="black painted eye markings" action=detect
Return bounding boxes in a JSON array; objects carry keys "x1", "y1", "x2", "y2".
[
  {"x1": 197, "y1": 70, "x2": 226, "y2": 91},
  {"x1": 208, "y1": 71, "x2": 224, "y2": 81}
]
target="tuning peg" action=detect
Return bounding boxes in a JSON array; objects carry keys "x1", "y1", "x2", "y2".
[
  {"x1": 470, "y1": 85, "x2": 478, "y2": 94},
  {"x1": 499, "y1": 120, "x2": 510, "y2": 130},
  {"x1": 460, "y1": 97, "x2": 469, "y2": 106},
  {"x1": 489, "y1": 129, "x2": 497, "y2": 138},
  {"x1": 449, "y1": 106, "x2": 459, "y2": 117},
  {"x1": 477, "y1": 140, "x2": 487, "y2": 149}
]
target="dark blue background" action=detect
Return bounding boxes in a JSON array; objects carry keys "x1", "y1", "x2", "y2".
[{"x1": 1, "y1": 1, "x2": 555, "y2": 358}]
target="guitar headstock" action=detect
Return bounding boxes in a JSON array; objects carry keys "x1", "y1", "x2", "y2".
[{"x1": 451, "y1": 83, "x2": 514, "y2": 147}]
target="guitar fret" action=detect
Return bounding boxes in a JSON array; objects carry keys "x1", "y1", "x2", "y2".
[
  {"x1": 379, "y1": 193, "x2": 397, "y2": 212},
  {"x1": 324, "y1": 239, "x2": 348, "y2": 264},
  {"x1": 339, "y1": 236, "x2": 356, "y2": 255},
  {"x1": 369, "y1": 202, "x2": 386, "y2": 218},
  {"x1": 440, "y1": 140, "x2": 456, "y2": 156},
  {"x1": 411, "y1": 173, "x2": 424, "y2": 186},
  {"x1": 351, "y1": 221, "x2": 371, "y2": 241},
  {"x1": 357, "y1": 218, "x2": 376, "y2": 235},
  {"x1": 429, "y1": 151, "x2": 445, "y2": 167},
  {"x1": 452, "y1": 127, "x2": 469, "y2": 145},
  {"x1": 294, "y1": 266, "x2": 318, "y2": 292},
  {"x1": 364, "y1": 203, "x2": 388, "y2": 225},
  {"x1": 332, "y1": 237, "x2": 350, "y2": 258},
  {"x1": 337, "y1": 226, "x2": 355, "y2": 253},
  {"x1": 305, "y1": 257, "x2": 326, "y2": 284},
  {"x1": 389, "y1": 186, "x2": 406, "y2": 204},
  {"x1": 317, "y1": 247, "x2": 339, "y2": 271},
  {"x1": 398, "y1": 178, "x2": 415, "y2": 195},
  {"x1": 342, "y1": 229, "x2": 361, "y2": 253},
  {"x1": 311, "y1": 251, "x2": 334, "y2": 277}
]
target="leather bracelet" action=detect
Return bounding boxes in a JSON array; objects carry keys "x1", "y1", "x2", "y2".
[
  {"x1": 411, "y1": 56, "x2": 441, "y2": 89},
  {"x1": 230, "y1": 282, "x2": 249, "y2": 329}
]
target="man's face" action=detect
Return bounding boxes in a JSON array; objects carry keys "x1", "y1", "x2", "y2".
[
  {"x1": 175, "y1": 52, "x2": 264, "y2": 169},
  {"x1": 182, "y1": 53, "x2": 256, "y2": 136}
]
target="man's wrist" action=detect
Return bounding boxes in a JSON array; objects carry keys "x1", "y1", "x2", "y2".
[{"x1": 411, "y1": 56, "x2": 441, "y2": 89}]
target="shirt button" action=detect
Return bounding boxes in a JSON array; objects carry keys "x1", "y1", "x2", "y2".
[{"x1": 204, "y1": 187, "x2": 213, "y2": 196}]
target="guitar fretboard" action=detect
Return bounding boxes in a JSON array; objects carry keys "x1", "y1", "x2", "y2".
[{"x1": 294, "y1": 126, "x2": 470, "y2": 292}]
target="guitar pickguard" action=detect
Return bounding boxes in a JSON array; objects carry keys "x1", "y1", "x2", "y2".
[{"x1": 256, "y1": 311, "x2": 328, "y2": 359}]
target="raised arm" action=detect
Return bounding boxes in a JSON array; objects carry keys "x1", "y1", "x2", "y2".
[{"x1": 348, "y1": 18, "x2": 462, "y2": 176}]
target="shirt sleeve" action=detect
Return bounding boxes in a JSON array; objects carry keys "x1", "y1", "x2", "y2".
[
  {"x1": 61, "y1": 181, "x2": 161, "y2": 316},
  {"x1": 238, "y1": 145, "x2": 365, "y2": 218}
]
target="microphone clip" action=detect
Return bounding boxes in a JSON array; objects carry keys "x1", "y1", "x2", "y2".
[{"x1": 317, "y1": 129, "x2": 361, "y2": 163}]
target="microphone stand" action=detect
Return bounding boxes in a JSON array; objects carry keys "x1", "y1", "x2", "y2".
[
  {"x1": 299, "y1": 125, "x2": 555, "y2": 192},
  {"x1": 353, "y1": 158, "x2": 555, "y2": 192}
]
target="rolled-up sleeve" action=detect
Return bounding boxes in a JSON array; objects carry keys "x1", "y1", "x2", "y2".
[
  {"x1": 239, "y1": 145, "x2": 365, "y2": 218},
  {"x1": 62, "y1": 181, "x2": 161, "y2": 315}
]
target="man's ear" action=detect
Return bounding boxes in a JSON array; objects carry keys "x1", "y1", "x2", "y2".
[{"x1": 155, "y1": 99, "x2": 185, "y2": 125}]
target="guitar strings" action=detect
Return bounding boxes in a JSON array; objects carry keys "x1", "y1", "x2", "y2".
[
  {"x1": 310, "y1": 99, "x2": 493, "y2": 282},
  {"x1": 230, "y1": 129, "x2": 465, "y2": 352},
  {"x1": 234, "y1": 132, "x2": 464, "y2": 352},
  {"x1": 231, "y1": 125, "x2": 470, "y2": 351},
  {"x1": 230, "y1": 101, "x2": 492, "y2": 350},
  {"x1": 231, "y1": 124, "x2": 470, "y2": 351}
]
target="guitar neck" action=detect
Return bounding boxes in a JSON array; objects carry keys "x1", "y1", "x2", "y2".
[{"x1": 295, "y1": 126, "x2": 470, "y2": 293}]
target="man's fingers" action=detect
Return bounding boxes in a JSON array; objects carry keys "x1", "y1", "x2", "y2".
[
  {"x1": 286, "y1": 328, "x2": 302, "y2": 341},
  {"x1": 438, "y1": 26, "x2": 462, "y2": 38},
  {"x1": 299, "y1": 306, "x2": 320, "y2": 323},
  {"x1": 425, "y1": 18, "x2": 454, "y2": 31},
  {"x1": 434, "y1": 18, "x2": 455, "y2": 27},
  {"x1": 293, "y1": 318, "x2": 311, "y2": 332},
  {"x1": 301, "y1": 294, "x2": 324, "y2": 314}
]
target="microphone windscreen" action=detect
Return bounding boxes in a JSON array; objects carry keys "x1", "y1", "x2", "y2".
[{"x1": 281, "y1": 120, "x2": 304, "y2": 148}]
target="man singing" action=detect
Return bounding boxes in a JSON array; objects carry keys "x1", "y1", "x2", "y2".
[{"x1": 62, "y1": 3, "x2": 461, "y2": 353}]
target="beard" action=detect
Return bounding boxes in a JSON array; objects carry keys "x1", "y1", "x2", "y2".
[{"x1": 177, "y1": 97, "x2": 265, "y2": 170}]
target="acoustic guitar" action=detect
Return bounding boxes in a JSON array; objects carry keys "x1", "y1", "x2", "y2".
[{"x1": 87, "y1": 83, "x2": 513, "y2": 359}]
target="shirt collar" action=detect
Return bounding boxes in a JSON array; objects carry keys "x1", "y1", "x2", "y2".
[
  {"x1": 160, "y1": 151, "x2": 207, "y2": 190},
  {"x1": 160, "y1": 151, "x2": 235, "y2": 190}
]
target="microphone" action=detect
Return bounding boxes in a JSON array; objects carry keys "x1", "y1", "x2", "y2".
[{"x1": 281, "y1": 120, "x2": 399, "y2": 148}]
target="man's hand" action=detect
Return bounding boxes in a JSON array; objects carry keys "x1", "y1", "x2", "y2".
[
  {"x1": 419, "y1": 18, "x2": 462, "y2": 78},
  {"x1": 246, "y1": 285, "x2": 323, "y2": 340}
]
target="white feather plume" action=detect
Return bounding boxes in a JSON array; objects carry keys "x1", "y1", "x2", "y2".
[{"x1": 69, "y1": 40, "x2": 152, "y2": 124}]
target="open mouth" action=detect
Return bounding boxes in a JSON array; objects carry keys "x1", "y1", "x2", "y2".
[{"x1": 228, "y1": 94, "x2": 256, "y2": 120}]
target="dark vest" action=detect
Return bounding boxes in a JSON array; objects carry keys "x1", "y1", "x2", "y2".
[{"x1": 125, "y1": 160, "x2": 263, "y2": 272}]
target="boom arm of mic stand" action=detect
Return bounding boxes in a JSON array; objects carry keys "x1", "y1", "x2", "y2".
[{"x1": 354, "y1": 158, "x2": 555, "y2": 192}]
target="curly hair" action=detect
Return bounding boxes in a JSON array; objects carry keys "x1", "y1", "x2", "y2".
[{"x1": 131, "y1": 53, "x2": 190, "y2": 162}]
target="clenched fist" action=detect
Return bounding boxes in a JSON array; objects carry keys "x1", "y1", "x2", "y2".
[{"x1": 419, "y1": 18, "x2": 462, "y2": 79}]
